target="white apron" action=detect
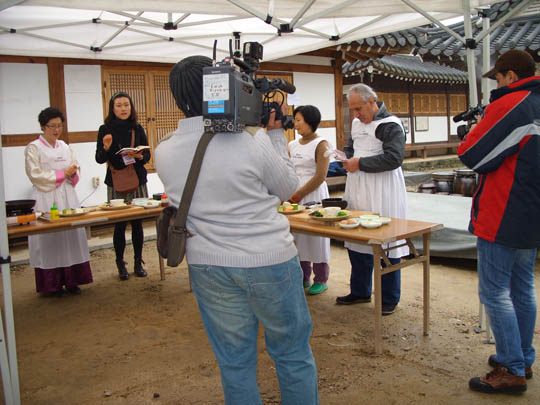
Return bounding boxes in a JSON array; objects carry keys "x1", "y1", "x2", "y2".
[
  {"x1": 26, "y1": 137, "x2": 90, "y2": 269},
  {"x1": 343, "y1": 117, "x2": 409, "y2": 258},
  {"x1": 289, "y1": 137, "x2": 330, "y2": 263}
]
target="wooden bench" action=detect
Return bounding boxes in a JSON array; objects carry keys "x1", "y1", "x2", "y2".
[{"x1": 405, "y1": 142, "x2": 460, "y2": 159}]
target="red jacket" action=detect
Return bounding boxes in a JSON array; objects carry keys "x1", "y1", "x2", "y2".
[{"x1": 457, "y1": 76, "x2": 540, "y2": 248}]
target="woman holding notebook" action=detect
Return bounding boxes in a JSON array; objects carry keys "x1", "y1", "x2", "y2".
[{"x1": 95, "y1": 92, "x2": 151, "y2": 280}]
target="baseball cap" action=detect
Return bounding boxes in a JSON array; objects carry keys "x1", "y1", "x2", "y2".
[{"x1": 483, "y1": 49, "x2": 535, "y2": 79}]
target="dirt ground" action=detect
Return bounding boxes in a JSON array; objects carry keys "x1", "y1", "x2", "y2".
[{"x1": 3, "y1": 241, "x2": 540, "y2": 405}]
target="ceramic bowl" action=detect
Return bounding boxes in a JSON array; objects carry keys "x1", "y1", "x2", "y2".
[
  {"x1": 110, "y1": 199, "x2": 125, "y2": 206},
  {"x1": 379, "y1": 216, "x2": 391, "y2": 225},
  {"x1": 323, "y1": 206, "x2": 342, "y2": 216},
  {"x1": 339, "y1": 218, "x2": 360, "y2": 229},
  {"x1": 359, "y1": 214, "x2": 380, "y2": 221},
  {"x1": 360, "y1": 219, "x2": 383, "y2": 229}
]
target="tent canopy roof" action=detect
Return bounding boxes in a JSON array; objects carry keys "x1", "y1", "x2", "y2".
[{"x1": 0, "y1": 0, "x2": 502, "y2": 63}]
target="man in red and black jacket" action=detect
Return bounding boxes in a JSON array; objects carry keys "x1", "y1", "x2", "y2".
[{"x1": 458, "y1": 49, "x2": 539, "y2": 394}]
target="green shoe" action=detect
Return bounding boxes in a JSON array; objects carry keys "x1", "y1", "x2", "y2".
[
  {"x1": 303, "y1": 281, "x2": 312, "y2": 289},
  {"x1": 308, "y1": 283, "x2": 328, "y2": 295}
]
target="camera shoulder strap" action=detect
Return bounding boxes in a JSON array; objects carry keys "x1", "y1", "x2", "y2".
[{"x1": 171, "y1": 130, "x2": 216, "y2": 238}]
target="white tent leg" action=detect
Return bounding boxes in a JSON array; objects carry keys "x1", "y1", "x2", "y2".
[
  {"x1": 463, "y1": 0, "x2": 478, "y2": 107},
  {"x1": 0, "y1": 134, "x2": 21, "y2": 404}
]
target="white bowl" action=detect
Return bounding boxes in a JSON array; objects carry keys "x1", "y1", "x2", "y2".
[
  {"x1": 323, "y1": 206, "x2": 342, "y2": 216},
  {"x1": 110, "y1": 199, "x2": 125, "y2": 206},
  {"x1": 359, "y1": 214, "x2": 380, "y2": 221},
  {"x1": 360, "y1": 219, "x2": 383, "y2": 229},
  {"x1": 379, "y1": 216, "x2": 391, "y2": 225},
  {"x1": 132, "y1": 198, "x2": 149, "y2": 206},
  {"x1": 141, "y1": 200, "x2": 161, "y2": 209}
]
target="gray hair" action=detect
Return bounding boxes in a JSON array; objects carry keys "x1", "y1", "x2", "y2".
[{"x1": 348, "y1": 84, "x2": 377, "y2": 103}]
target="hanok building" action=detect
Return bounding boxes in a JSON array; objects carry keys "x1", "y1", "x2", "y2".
[{"x1": 338, "y1": 0, "x2": 540, "y2": 158}]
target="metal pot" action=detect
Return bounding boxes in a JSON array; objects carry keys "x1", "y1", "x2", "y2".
[{"x1": 5, "y1": 199, "x2": 36, "y2": 215}]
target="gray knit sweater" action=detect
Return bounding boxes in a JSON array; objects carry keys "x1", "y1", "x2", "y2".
[{"x1": 155, "y1": 116, "x2": 299, "y2": 267}]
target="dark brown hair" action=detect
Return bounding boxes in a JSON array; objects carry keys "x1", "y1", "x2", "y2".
[
  {"x1": 104, "y1": 92, "x2": 138, "y2": 125},
  {"x1": 38, "y1": 107, "x2": 64, "y2": 127}
]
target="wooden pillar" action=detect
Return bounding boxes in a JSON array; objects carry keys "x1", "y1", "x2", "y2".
[
  {"x1": 333, "y1": 58, "x2": 344, "y2": 150},
  {"x1": 47, "y1": 58, "x2": 68, "y2": 142}
]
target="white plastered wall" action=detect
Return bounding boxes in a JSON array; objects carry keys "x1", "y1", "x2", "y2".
[
  {"x1": 1, "y1": 64, "x2": 164, "y2": 204},
  {"x1": 291, "y1": 71, "x2": 336, "y2": 150}
]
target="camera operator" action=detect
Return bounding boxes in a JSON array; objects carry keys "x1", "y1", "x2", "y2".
[
  {"x1": 457, "y1": 49, "x2": 540, "y2": 394},
  {"x1": 154, "y1": 56, "x2": 319, "y2": 404}
]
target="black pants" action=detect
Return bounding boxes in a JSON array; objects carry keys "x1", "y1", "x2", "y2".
[{"x1": 113, "y1": 219, "x2": 144, "y2": 260}]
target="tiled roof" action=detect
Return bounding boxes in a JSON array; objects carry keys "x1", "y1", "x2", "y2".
[
  {"x1": 343, "y1": 54, "x2": 468, "y2": 84},
  {"x1": 340, "y1": 0, "x2": 539, "y2": 79}
]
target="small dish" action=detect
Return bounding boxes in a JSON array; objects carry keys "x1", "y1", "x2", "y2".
[
  {"x1": 141, "y1": 200, "x2": 161, "y2": 209},
  {"x1": 339, "y1": 218, "x2": 360, "y2": 229},
  {"x1": 360, "y1": 219, "x2": 383, "y2": 229},
  {"x1": 379, "y1": 216, "x2": 391, "y2": 225},
  {"x1": 110, "y1": 199, "x2": 125, "y2": 206},
  {"x1": 359, "y1": 214, "x2": 380, "y2": 221}
]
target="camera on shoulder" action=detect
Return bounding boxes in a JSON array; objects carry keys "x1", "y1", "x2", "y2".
[
  {"x1": 453, "y1": 105, "x2": 485, "y2": 140},
  {"x1": 202, "y1": 40, "x2": 295, "y2": 133}
]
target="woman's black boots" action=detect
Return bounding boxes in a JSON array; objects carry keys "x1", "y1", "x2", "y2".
[
  {"x1": 116, "y1": 259, "x2": 130, "y2": 281},
  {"x1": 134, "y1": 257, "x2": 147, "y2": 277}
]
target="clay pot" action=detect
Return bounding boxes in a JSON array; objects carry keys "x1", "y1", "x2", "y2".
[
  {"x1": 418, "y1": 182, "x2": 437, "y2": 194},
  {"x1": 454, "y1": 169, "x2": 477, "y2": 197},
  {"x1": 432, "y1": 171, "x2": 455, "y2": 194}
]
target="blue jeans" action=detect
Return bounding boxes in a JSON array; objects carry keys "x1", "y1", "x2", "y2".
[
  {"x1": 347, "y1": 250, "x2": 401, "y2": 305},
  {"x1": 477, "y1": 237, "x2": 537, "y2": 376},
  {"x1": 189, "y1": 256, "x2": 319, "y2": 405}
]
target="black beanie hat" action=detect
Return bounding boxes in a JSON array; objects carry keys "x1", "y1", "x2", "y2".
[{"x1": 169, "y1": 55, "x2": 213, "y2": 117}]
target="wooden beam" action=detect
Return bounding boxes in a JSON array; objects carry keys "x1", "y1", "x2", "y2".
[
  {"x1": 301, "y1": 48, "x2": 342, "y2": 59},
  {"x1": 319, "y1": 120, "x2": 336, "y2": 128},
  {"x1": 47, "y1": 58, "x2": 68, "y2": 142},
  {"x1": 2, "y1": 131, "x2": 97, "y2": 147},
  {"x1": 333, "y1": 58, "x2": 344, "y2": 150},
  {"x1": 259, "y1": 61, "x2": 333, "y2": 74}
]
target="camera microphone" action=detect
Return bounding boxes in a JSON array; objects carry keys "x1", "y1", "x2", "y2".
[{"x1": 271, "y1": 78, "x2": 296, "y2": 94}]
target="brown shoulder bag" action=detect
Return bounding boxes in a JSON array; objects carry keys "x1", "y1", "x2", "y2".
[{"x1": 109, "y1": 129, "x2": 140, "y2": 193}]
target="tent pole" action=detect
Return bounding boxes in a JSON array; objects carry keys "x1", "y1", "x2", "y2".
[
  {"x1": 463, "y1": 0, "x2": 478, "y2": 107},
  {"x1": 481, "y1": 14, "x2": 492, "y2": 106},
  {"x1": 0, "y1": 135, "x2": 21, "y2": 404}
]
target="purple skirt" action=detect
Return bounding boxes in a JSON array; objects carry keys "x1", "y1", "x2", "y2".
[{"x1": 34, "y1": 261, "x2": 93, "y2": 293}]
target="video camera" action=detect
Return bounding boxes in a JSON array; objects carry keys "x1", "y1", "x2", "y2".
[
  {"x1": 453, "y1": 105, "x2": 485, "y2": 140},
  {"x1": 202, "y1": 40, "x2": 296, "y2": 133}
]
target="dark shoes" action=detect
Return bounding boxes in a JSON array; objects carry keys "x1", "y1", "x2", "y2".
[
  {"x1": 336, "y1": 294, "x2": 397, "y2": 315},
  {"x1": 488, "y1": 355, "x2": 533, "y2": 380},
  {"x1": 336, "y1": 294, "x2": 371, "y2": 305},
  {"x1": 116, "y1": 259, "x2": 130, "y2": 281},
  {"x1": 66, "y1": 286, "x2": 82, "y2": 295},
  {"x1": 134, "y1": 258, "x2": 147, "y2": 277},
  {"x1": 469, "y1": 366, "x2": 527, "y2": 394},
  {"x1": 382, "y1": 303, "x2": 397, "y2": 316}
]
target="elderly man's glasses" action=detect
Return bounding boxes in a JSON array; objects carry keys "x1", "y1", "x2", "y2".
[{"x1": 45, "y1": 124, "x2": 63, "y2": 129}]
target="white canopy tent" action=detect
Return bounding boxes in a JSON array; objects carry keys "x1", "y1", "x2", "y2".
[{"x1": 0, "y1": 1, "x2": 520, "y2": 403}]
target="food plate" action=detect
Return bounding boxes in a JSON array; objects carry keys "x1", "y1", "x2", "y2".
[
  {"x1": 279, "y1": 205, "x2": 306, "y2": 215},
  {"x1": 99, "y1": 203, "x2": 132, "y2": 211},
  {"x1": 338, "y1": 218, "x2": 361, "y2": 229},
  {"x1": 59, "y1": 211, "x2": 86, "y2": 217},
  {"x1": 310, "y1": 211, "x2": 351, "y2": 222},
  {"x1": 379, "y1": 216, "x2": 391, "y2": 225},
  {"x1": 138, "y1": 200, "x2": 161, "y2": 209},
  {"x1": 360, "y1": 219, "x2": 383, "y2": 229}
]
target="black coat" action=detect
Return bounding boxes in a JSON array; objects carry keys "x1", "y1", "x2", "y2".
[{"x1": 95, "y1": 120, "x2": 151, "y2": 188}]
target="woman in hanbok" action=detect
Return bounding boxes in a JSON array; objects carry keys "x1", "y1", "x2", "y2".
[
  {"x1": 24, "y1": 107, "x2": 93, "y2": 296},
  {"x1": 288, "y1": 105, "x2": 331, "y2": 295}
]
